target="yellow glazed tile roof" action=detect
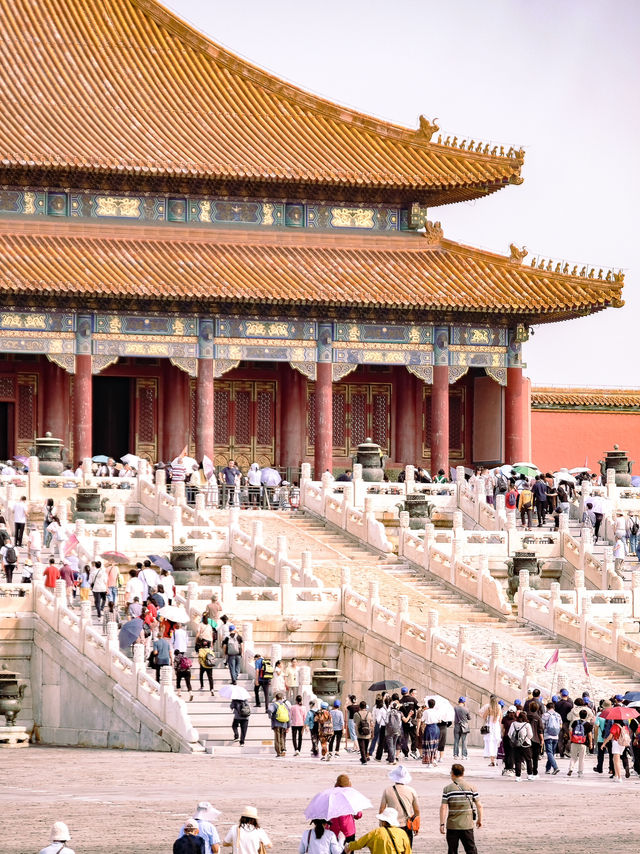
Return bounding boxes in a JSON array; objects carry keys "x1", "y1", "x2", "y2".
[
  {"x1": 0, "y1": 0, "x2": 523, "y2": 201},
  {"x1": 0, "y1": 218, "x2": 623, "y2": 321},
  {"x1": 532, "y1": 388, "x2": 640, "y2": 408}
]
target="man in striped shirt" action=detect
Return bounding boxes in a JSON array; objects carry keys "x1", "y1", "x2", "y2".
[
  {"x1": 170, "y1": 457, "x2": 187, "y2": 482},
  {"x1": 440, "y1": 764, "x2": 482, "y2": 854}
]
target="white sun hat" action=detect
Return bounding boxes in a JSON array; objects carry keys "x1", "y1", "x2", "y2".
[{"x1": 376, "y1": 807, "x2": 400, "y2": 827}]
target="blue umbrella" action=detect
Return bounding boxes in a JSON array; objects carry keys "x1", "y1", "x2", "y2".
[
  {"x1": 148, "y1": 554, "x2": 173, "y2": 573},
  {"x1": 119, "y1": 618, "x2": 143, "y2": 649},
  {"x1": 623, "y1": 691, "x2": 640, "y2": 702},
  {"x1": 92, "y1": 454, "x2": 109, "y2": 463}
]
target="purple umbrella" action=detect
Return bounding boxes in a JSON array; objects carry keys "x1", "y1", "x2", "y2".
[
  {"x1": 13, "y1": 455, "x2": 29, "y2": 466},
  {"x1": 148, "y1": 554, "x2": 173, "y2": 573}
]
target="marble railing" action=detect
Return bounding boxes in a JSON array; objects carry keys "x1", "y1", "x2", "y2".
[
  {"x1": 517, "y1": 570, "x2": 640, "y2": 675},
  {"x1": 32, "y1": 572, "x2": 201, "y2": 752}
]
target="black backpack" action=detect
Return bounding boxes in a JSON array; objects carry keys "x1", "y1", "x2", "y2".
[
  {"x1": 4, "y1": 546, "x2": 17, "y2": 564},
  {"x1": 238, "y1": 700, "x2": 251, "y2": 718}
]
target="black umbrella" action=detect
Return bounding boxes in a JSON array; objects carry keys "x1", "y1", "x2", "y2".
[{"x1": 368, "y1": 680, "x2": 404, "y2": 692}]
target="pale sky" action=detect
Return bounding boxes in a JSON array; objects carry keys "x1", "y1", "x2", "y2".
[{"x1": 166, "y1": 0, "x2": 638, "y2": 388}]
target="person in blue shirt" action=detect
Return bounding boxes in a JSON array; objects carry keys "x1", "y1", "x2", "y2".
[
  {"x1": 179, "y1": 803, "x2": 221, "y2": 854},
  {"x1": 306, "y1": 700, "x2": 319, "y2": 756},
  {"x1": 329, "y1": 700, "x2": 345, "y2": 758}
]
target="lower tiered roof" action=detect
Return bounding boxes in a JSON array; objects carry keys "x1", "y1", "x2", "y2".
[{"x1": 0, "y1": 218, "x2": 624, "y2": 322}]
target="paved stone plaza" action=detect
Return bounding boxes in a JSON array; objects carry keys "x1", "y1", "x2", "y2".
[{"x1": 3, "y1": 747, "x2": 639, "y2": 853}]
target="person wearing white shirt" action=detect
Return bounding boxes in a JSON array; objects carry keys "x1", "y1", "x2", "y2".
[
  {"x1": 590, "y1": 495, "x2": 605, "y2": 542},
  {"x1": 223, "y1": 807, "x2": 271, "y2": 854},
  {"x1": 172, "y1": 625, "x2": 188, "y2": 655},
  {"x1": 12, "y1": 495, "x2": 28, "y2": 546},
  {"x1": 138, "y1": 565, "x2": 160, "y2": 600},
  {"x1": 28, "y1": 525, "x2": 42, "y2": 564},
  {"x1": 370, "y1": 699, "x2": 388, "y2": 760},
  {"x1": 125, "y1": 570, "x2": 144, "y2": 604},
  {"x1": 298, "y1": 822, "x2": 341, "y2": 854}
]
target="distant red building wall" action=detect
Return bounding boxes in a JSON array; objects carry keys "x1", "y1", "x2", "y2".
[{"x1": 531, "y1": 410, "x2": 640, "y2": 473}]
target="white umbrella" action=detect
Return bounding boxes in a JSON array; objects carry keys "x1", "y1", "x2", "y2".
[
  {"x1": 260, "y1": 466, "x2": 282, "y2": 487},
  {"x1": 173, "y1": 455, "x2": 198, "y2": 471},
  {"x1": 157, "y1": 605, "x2": 189, "y2": 623},
  {"x1": 569, "y1": 467, "x2": 591, "y2": 475},
  {"x1": 423, "y1": 694, "x2": 455, "y2": 723},
  {"x1": 304, "y1": 787, "x2": 372, "y2": 821},
  {"x1": 121, "y1": 453, "x2": 140, "y2": 468},
  {"x1": 219, "y1": 684, "x2": 249, "y2": 700},
  {"x1": 554, "y1": 470, "x2": 577, "y2": 485}
]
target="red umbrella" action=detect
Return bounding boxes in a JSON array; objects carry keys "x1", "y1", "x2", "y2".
[
  {"x1": 101, "y1": 551, "x2": 129, "y2": 564},
  {"x1": 599, "y1": 706, "x2": 639, "y2": 721}
]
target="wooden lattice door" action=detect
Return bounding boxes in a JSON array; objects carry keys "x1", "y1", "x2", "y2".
[{"x1": 214, "y1": 380, "x2": 276, "y2": 469}]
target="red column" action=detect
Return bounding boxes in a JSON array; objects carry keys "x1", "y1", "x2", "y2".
[
  {"x1": 163, "y1": 363, "x2": 190, "y2": 460},
  {"x1": 281, "y1": 365, "x2": 305, "y2": 468},
  {"x1": 395, "y1": 368, "x2": 416, "y2": 464},
  {"x1": 73, "y1": 354, "x2": 92, "y2": 463},
  {"x1": 430, "y1": 364, "x2": 449, "y2": 476},
  {"x1": 195, "y1": 357, "x2": 214, "y2": 462},
  {"x1": 44, "y1": 361, "x2": 69, "y2": 443},
  {"x1": 505, "y1": 366, "x2": 525, "y2": 463},
  {"x1": 314, "y1": 362, "x2": 333, "y2": 477}
]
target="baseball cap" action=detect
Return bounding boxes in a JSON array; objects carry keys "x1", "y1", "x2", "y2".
[
  {"x1": 560, "y1": 689, "x2": 569, "y2": 697},
  {"x1": 229, "y1": 624, "x2": 236, "y2": 631},
  {"x1": 401, "y1": 687, "x2": 409, "y2": 695},
  {"x1": 458, "y1": 697, "x2": 466, "y2": 703},
  {"x1": 552, "y1": 695, "x2": 559, "y2": 703},
  {"x1": 498, "y1": 700, "x2": 505, "y2": 707},
  {"x1": 514, "y1": 699, "x2": 522, "y2": 706},
  {"x1": 333, "y1": 699, "x2": 341, "y2": 708},
  {"x1": 508, "y1": 705, "x2": 517, "y2": 713},
  {"x1": 615, "y1": 694, "x2": 623, "y2": 701}
]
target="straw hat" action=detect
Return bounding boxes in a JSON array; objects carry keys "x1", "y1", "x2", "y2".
[
  {"x1": 242, "y1": 806, "x2": 259, "y2": 820},
  {"x1": 50, "y1": 822, "x2": 71, "y2": 842},
  {"x1": 376, "y1": 808, "x2": 400, "y2": 827}
]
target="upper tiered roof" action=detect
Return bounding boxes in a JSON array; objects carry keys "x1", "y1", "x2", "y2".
[
  {"x1": 0, "y1": 218, "x2": 623, "y2": 323},
  {"x1": 0, "y1": 0, "x2": 523, "y2": 202}
]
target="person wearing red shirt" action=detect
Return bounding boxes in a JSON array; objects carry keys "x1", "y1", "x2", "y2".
[
  {"x1": 144, "y1": 600, "x2": 158, "y2": 626},
  {"x1": 43, "y1": 559, "x2": 60, "y2": 589}
]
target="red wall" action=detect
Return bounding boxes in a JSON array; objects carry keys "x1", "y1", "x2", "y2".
[{"x1": 531, "y1": 410, "x2": 640, "y2": 474}]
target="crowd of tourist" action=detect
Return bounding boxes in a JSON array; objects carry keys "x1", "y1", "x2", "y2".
[{"x1": 39, "y1": 762, "x2": 482, "y2": 854}]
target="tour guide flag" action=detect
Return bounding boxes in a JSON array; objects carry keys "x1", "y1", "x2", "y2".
[
  {"x1": 544, "y1": 648, "x2": 559, "y2": 670},
  {"x1": 582, "y1": 647, "x2": 590, "y2": 677}
]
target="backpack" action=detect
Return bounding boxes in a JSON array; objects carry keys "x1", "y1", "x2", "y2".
[
  {"x1": 505, "y1": 489, "x2": 518, "y2": 509},
  {"x1": 386, "y1": 707, "x2": 402, "y2": 736},
  {"x1": 570, "y1": 720, "x2": 586, "y2": 744},
  {"x1": 496, "y1": 474, "x2": 508, "y2": 494},
  {"x1": 318, "y1": 709, "x2": 334, "y2": 738},
  {"x1": 557, "y1": 486, "x2": 568, "y2": 503},
  {"x1": 544, "y1": 710, "x2": 561, "y2": 738},
  {"x1": 618, "y1": 726, "x2": 631, "y2": 749},
  {"x1": 3, "y1": 546, "x2": 17, "y2": 565},
  {"x1": 226, "y1": 635, "x2": 240, "y2": 655},
  {"x1": 631, "y1": 519, "x2": 640, "y2": 536},
  {"x1": 259, "y1": 658, "x2": 274, "y2": 680},
  {"x1": 275, "y1": 702, "x2": 290, "y2": 724},
  {"x1": 204, "y1": 651, "x2": 216, "y2": 668},
  {"x1": 510, "y1": 723, "x2": 530, "y2": 747},
  {"x1": 519, "y1": 490, "x2": 533, "y2": 510},
  {"x1": 177, "y1": 656, "x2": 192, "y2": 671},
  {"x1": 238, "y1": 699, "x2": 251, "y2": 718},
  {"x1": 356, "y1": 711, "x2": 371, "y2": 737}
]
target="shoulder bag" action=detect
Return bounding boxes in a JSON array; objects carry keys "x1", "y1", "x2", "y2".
[{"x1": 393, "y1": 784, "x2": 420, "y2": 833}]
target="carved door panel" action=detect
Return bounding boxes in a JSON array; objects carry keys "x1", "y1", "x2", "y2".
[
  {"x1": 347, "y1": 385, "x2": 368, "y2": 452},
  {"x1": 214, "y1": 381, "x2": 276, "y2": 469},
  {"x1": 232, "y1": 381, "x2": 253, "y2": 470},
  {"x1": 306, "y1": 382, "x2": 391, "y2": 457},
  {"x1": 16, "y1": 374, "x2": 37, "y2": 457},
  {"x1": 254, "y1": 381, "x2": 276, "y2": 467},
  {"x1": 214, "y1": 381, "x2": 233, "y2": 467},
  {"x1": 135, "y1": 378, "x2": 158, "y2": 462},
  {"x1": 422, "y1": 385, "x2": 465, "y2": 460}
]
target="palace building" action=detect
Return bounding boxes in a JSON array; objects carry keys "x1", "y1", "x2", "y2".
[{"x1": 0, "y1": 0, "x2": 625, "y2": 475}]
